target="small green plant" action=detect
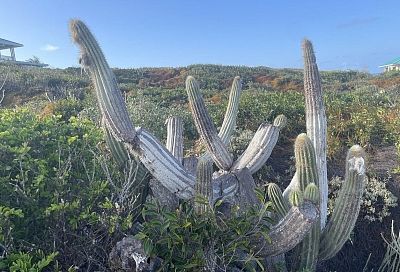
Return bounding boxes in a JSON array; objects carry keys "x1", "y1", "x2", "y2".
[
  {"x1": 0, "y1": 250, "x2": 58, "y2": 272},
  {"x1": 136, "y1": 196, "x2": 273, "y2": 271}
]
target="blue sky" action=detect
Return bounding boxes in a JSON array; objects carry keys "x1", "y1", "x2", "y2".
[{"x1": 0, "y1": 0, "x2": 398, "y2": 73}]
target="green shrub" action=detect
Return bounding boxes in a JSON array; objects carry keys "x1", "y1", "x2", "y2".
[
  {"x1": 0, "y1": 108, "x2": 135, "y2": 270},
  {"x1": 136, "y1": 196, "x2": 273, "y2": 271}
]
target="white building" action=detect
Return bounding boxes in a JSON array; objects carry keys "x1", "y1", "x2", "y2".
[
  {"x1": 0, "y1": 38, "x2": 47, "y2": 67},
  {"x1": 379, "y1": 57, "x2": 400, "y2": 72}
]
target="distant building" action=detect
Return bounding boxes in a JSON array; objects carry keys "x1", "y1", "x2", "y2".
[
  {"x1": 379, "y1": 57, "x2": 400, "y2": 72},
  {"x1": 0, "y1": 38, "x2": 47, "y2": 67}
]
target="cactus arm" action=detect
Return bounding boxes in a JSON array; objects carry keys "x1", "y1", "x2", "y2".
[
  {"x1": 69, "y1": 20, "x2": 136, "y2": 142},
  {"x1": 131, "y1": 128, "x2": 195, "y2": 199},
  {"x1": 218, "y1": 76, "x2": 242, "y2": 144},
  {"x1": 194, "y1": 159, "x2": 213, "y2": 214},
  {"x1": 104, "y1": 123, "x2": 149, "y2": 181},
  {"x1": 303, "y1": 39, "x2": 328, "y2": 228},
  {"x1": 254, "y1": 201, "x2": 319, "y2": 257},
  {"x1": 104, "y1": 122, "x2": 130, "y2": 167},
  {"x1": 200, "y1": 76, "x2": 242, "y2": 162},
  {"x1": 292, "y1": 133, "x2": 320, "y2": 271},
  {"x1": 319, "y1": 145, "x2": 366, "y2": 261},
  {"x1": 232, "y1": 115, "x2": 286, "y2": 174},
  {"x1": 267, "y1": 183, "x2": 290, "y2": 219},
  {"x1": 186, "y1": 76, "x2": 233, "y2": 170},
  {"x1": 289, "y1": 190, "x2": 304, "y2": 207},
  {"x1": 294, "y1": 133, "x2": 319, "y2": 192},
  {"x1": 70, "y1": 19, "x2": 196, "y2": 198},
  {"x1": 165, "y1": 117, "x2": 184, "y2": 165}
]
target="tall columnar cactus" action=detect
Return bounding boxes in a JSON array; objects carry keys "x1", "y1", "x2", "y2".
[
  {"x1": 303, "y1": 39, "x2": 328, "y2": 228},
  {"x1": 69, "y1": 20, "x2": 365, "y2": 271}
]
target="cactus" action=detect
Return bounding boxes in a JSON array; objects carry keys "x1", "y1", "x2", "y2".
[
  {"x1": 289, "y1": 190, "x2": 304, "y2": 207},
  {"x1": 267, "y1": 183, "x2": 290, "y2": 220},
  {"x1": 186, "y1": 76, "x2": 233, "y2": 170},
  {"x1": 303, "y1": 39, "x2": 328, "y2": 228},
  {"x1": 165, "y1": 116, "x2": 184, "y2": 165},
  {"x1": 293, "y1": 134, "x2": 320, "y2": 271},
  {"x1": 269, "y1": 133, "x2": 365, "y2": 271},
  {"x1": 69, "y1": 20, "x2": 365, "y2": 271},
  {"x1": 232, "y1": 115, "x2": 287, "y2": 173},
  {"x1": 194, "y1": 159, "x2": 213, "y2": 214},
  {"x1": 304, "y1": 183, "x2": 319, "y2": 204},
  {"x1": 319, "y1": 145, "x2": 366, "y2": 260},
  {"x1": 200, "y1": 76, "x2": 242, "y2": 162}
]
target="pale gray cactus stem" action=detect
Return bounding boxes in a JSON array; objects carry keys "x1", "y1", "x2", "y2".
[
  {"x1": 186, "y1": 76, "x2": 233, "y2": 170},
  {"x1": 303, "y1": 39, "x2": 328, "y2": 228},
  {"x1": 165, "y1": 116, "x2": 184, "y2": 165},
  {"x1": 283, "y1": 39, "x2": 328, "y2": 230},
  {"x1": 69, "y1": 20, "x2": 195, "y2": 199},
  {"x1": 253, "y1": 201, "x2": 319, "y2": 257},
  {"x1": 232, "y1": 115, "x2": 286, "y2": 174}
]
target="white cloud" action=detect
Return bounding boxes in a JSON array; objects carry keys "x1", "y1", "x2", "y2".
[{"x1": 41, "y1": 44, "x2": 59, "y2": 52}]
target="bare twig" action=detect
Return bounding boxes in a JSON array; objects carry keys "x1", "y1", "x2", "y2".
[{"x1": 0, "y1": 69, "x2": 10, "y2": 105}]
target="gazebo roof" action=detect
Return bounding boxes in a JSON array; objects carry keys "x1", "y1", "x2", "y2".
[
  {"x1": 380, "y1": 57, "x2": 400, "y2": 67},
  {"x1": 0, "y1": 38, "x2": 23, "y2": 50}
]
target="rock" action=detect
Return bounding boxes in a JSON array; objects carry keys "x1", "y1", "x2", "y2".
[{"x1": 109, "y1": 236, "x2": 162, "y2": 272}]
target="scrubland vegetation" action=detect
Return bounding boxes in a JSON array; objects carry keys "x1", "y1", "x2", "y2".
[{"x1": 1, "y1": 29, "x2": 400, "y2": 271}]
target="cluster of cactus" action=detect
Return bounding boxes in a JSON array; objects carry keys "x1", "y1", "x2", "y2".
[{"x1": 69, "y1": 19, "x2": 366, "y2": 271}]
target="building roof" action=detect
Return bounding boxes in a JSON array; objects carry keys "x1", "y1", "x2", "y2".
[
  {"x1": 0, "y1": 38, "x2": 23, "y2": 50},
  {"x1": 380, "y1": 56, "x2": 400, "y2": 67}
]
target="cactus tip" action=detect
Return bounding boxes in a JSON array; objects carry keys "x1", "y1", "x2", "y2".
[
  {"x1": 186, "y1": 75, "x2": 195, "y2": 83},
  {"x1": 304, "y1": 183, "x2": 320, "y2": 204},
  {"x1": 289, "y1": 190, "x2": 304, "y2": 207},
  {"x1": 273, "y1": 114, "x2": 287, "y2": 129},
  {"x1": 348, "y1": 145, "x2": 365, "y2": 158},
  {"x1": 294, "y1": 133, "x2": 311, "y2": 148},
  {"x1": 69, "y1": 19, "x2": 85, "y2": 43},
  {"x1": 347, "y1": 145, "x2": 366, "y2": 176},
  {"x1": 302, "y1": 38, "x2": 312, "y2": 49}
]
